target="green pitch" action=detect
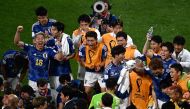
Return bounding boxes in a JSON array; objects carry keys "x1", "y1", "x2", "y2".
[{"x1": 0, "y1": 0, "x2": 190, "y2": 79}]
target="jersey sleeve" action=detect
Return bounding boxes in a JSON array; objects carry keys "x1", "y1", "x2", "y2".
[
  {"x1": 32, "y1": 24, "x2": 40, "y2": 38},
  {"x1": 48, "y1": 48, "x2": 57, "y2": 59},
  {"x1": 67, "y1": 37, "x2": 75, "y2": 54},
  {"x1": 79, "y1": 44, "x2": 86, "y2": 60},
  {"x1": 23, "y1": 43, "x2": 32, "y2": 53}
]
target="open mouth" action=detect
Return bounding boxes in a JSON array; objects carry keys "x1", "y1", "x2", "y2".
[{"x1": 161, "y1": 54, "x2": 166, "y2": 59}]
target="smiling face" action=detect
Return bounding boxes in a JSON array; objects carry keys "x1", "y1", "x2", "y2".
[
  {"x1": 38, "y1": 84, "x2": 48, "y2": 96},
  {"x1": 174, "y1": 44, "x2": 184, "y2": 54},
  {"x1": 116, "y1": 37, "x2": 127, "y2": 47},
  {"x1": 170, "y1": 67, "x2": 180, "y2": 82},
  {"x1": 34, "y1": 34, "x2": 45, "y2": 50},
  {"x1": 37, "y1": 16, "x2": 48, "y2": 26},
  {"x1": 161, "y1": 46, "x2": 171, "y2": 60},
  {"x1": 150, "y1": 40, "x2": 161, "y2": 53}
]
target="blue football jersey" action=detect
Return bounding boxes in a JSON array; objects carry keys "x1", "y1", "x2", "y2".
[
  {"x1": 2, "y1": 50, "x2": 28, "y2": 77},
  {"x1": 145, "y1": 68, "x2": 171, "y2": 102},
  {"x1": 46, "y1": 36, "x2": 75, "y2": 76},
  {"x1": 104, "y1": 61, "x2": 124, "y2": 80},
  {"x1": 163, "y1": 58, "x2": 177, "y2": 74},
  {"x1": 32, "y1": 19, "x2": 56, "y2": 38},
  {"x1": 23, "y1": 44, "x2": 56, "y2": 81}
]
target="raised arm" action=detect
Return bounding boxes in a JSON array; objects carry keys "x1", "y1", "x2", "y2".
[
  {"x1": 142, "y1": 34, "x2": 151, "y2": 54},
  {"x1": 14, "y1": 26, "x2": 25, "y2": 48}
]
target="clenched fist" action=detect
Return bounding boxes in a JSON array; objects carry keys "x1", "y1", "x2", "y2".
[{"x1": 17, "y1": 25, "x2": 23, "y2": 32}]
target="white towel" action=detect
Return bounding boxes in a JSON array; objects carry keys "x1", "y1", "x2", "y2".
[{"x1": 61, "y1": 33, "x2": 70, "y2": 56}]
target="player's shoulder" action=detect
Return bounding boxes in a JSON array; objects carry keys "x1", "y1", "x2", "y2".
[
  {"x1": 3, "y1": 50, "x2": 17, "y2": 55},
  {"x1": 102, "y1": 32, "x2": 112, "y2": 38},
  {"x1": 105, "y1": 62, "x2": 114, "y2": 71},
  {"x1": 32, "y1": 21, "x2": 40, "y2": 28},
  {"x1": 3, "y1": 50, "x2": 17, "y2": 59},
  {"x1": 79, "y1": 44, "x2": 86, "y2": 52},
  {"x1": 72, "y1": 28, "x2": 79, "y2": 35},
  {"x1": 48, "y1": 18, "x2": 56, "y2": 23}
]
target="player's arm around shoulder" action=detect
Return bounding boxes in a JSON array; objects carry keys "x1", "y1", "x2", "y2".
[{"x1": 14, "y1": 25, "x2": 25, "y2": 48}]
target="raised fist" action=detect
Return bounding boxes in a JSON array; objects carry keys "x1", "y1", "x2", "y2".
[{"x1": 17, "y1": 25, "x2": 23, "y2": 32}]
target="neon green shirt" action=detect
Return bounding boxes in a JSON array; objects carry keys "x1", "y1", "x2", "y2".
[{"x1": 89, "y1": 92, "x2": 120, "y2": 109}]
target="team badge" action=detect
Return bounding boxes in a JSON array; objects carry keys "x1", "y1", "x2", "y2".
[{"x1": 43, "y1": 53, "x2": 48, "y2": 59}]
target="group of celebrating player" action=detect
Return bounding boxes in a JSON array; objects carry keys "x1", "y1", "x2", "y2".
[{"x1": 1, "y1": 0, "x2": 190, "y2": 109}]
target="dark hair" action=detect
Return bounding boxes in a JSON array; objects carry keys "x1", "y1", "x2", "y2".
[
  {"x1": 52, "y1": 21, "x2": 65, "y2": 32},
  {"x1": 149, "y1": 58, "x2": 163, "y2": 70},
  {"x1": 173, "y1": 35, "x2": 185, "y2": 45},
  {"x1": 61, "y1": 86, "x2": 73, "y2": 99},
  {"x1": 14, "y1": 51, "x2": 28, "y2": 66},
  {"x1": 101, "y1": 93, "x2": 113, "y2": 107},
  {"x1": 105, "y1": 78, "x2": 117, "y2": 90},
  {"x1": 170, "y1": 63, "x2": 183, "y2": 74},
  {"x1": 37, "y1": 78, "x2": 48, "y2": 87},
  {"x1": 110, "y1": 19, "x2": 123, "y2": 27},
  {"x1": 59, "y1": 74, "x2": 71, "y2": 84},
  {"x1": 85, "y1": 31, "x2": 97, "y2": 40},
  {"x1": 32, "y1": 96, "x2": 47, "y2": 108},
  {"x1": 151, "y1": 35, "x2": 162, "y2": 44},
  {"x1": 78, "y1": 14, "x2": 91, "y2": 24},
  {"x1": 74, "y1": 98, "x2": 88, "y2": 109},
  {"x1": 160, "y1": 76, "x2": 172, "y2": 89},
  {"x1": 111, "y1": 45, "x2": 126, "y2": 57},
  {"x1": 162, "y1": 101, "x2": 175, "y2": 109},
  {"x1": 21, "y1": 85, "x2": 35, "y2": 96},
  {"x1": 161, "y1": 42, "x2": 174, "y2": 53},
  {"x1": 116, "y1": 31, "x2": 127, "y2": 40},
  {"x1": 35, "y1": 6, "x2": 47, "y2": 16}
]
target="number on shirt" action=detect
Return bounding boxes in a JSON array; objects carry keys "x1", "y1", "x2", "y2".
[{"x1": 35, "y1": 59, "x2": 43, "y2": 66}]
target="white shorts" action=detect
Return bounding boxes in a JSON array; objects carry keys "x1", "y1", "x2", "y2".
[
  {"x1": 84, "y1": 71, "x2": 105, "y2": 88},
  {"x1": 77, "y1": 62, "x2": 86, "y2": 80},
  {"x1": 28, "y1": 80, "x2": 50, "y2": 91},
  {"x1": 49, "y1": 76, "x2": 59, "y2": 89}
]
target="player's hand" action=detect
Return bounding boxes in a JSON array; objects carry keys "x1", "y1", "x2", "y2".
[
  {"x1": 17, "y1": 25, "x2": 24, "y2": 32},
  {"x1": 146, "y1": 33, "x2": 152, "y2": 41}
]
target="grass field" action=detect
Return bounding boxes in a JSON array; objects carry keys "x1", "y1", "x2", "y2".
[{"x1": 0, "y1": 0, "x2": 190, "y2": 78}]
